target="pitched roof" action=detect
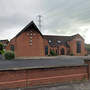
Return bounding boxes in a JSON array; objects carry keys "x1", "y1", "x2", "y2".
[
  {"x1": 44, "y1": 34, "x2": 83, "y2": 41},
  {"x1": 44, "y1": 35, "x2": 71, "y2": 42},
  {"x1": 44, "y1": 34, "x2": 84, "y2": 47},
  {"x1": 11, "y1": 20, "x2": 84, "y2": 45},
  {"x1": 71, "y1": 34, "x2": 84, "y2": 40},
  {"x1": 15, "y1": 21, "x2": 43, "y2": 38},
  {"x1": 0, "y1": 39, "x2": 9, "y2": 44}
]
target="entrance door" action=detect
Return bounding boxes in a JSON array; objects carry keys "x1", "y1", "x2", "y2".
[
  {"x1": 45, "y1": 46, "x2": 48, "y2": 55},
  {"x1": 61, "y1": 48, "x2": 65, "y2": 55}
]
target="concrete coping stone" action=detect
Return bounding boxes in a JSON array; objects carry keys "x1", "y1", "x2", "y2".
[{"x1": 0, "y1": 64, "x2": 88, "y2": 71}]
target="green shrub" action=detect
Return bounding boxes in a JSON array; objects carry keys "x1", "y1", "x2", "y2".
[
  {"x1": 0, "y1": 50, "x2": 5, "y2": 55},
  {"x1": 48, "y1": 54, "x2": 51, "y2": 56},
  {"x1": 85, "y1": 54, "x2": 88, "y2": 56},
  {"x1": 70, "y1": 53, "x2": 74, "y2": 56},
  {"x1": 50, "y1": 50, "x2": 57, "y2": 56},
  {"x1": 0, "y1": 43, "x2": 5, "y2": 56},
  {"x1": 0, "y1": 43, "x2": 3, "y2": 51},
  {"x1": 4, "y1": 51, "x2": 15, "y2": 60}
]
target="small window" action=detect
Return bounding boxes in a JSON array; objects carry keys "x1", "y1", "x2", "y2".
[
  {"x1": 30, "y1": 37, "x2": 32, "y2": 39},
  {"x1": 45, "y1": 46, "x2": 48, "y2": 55},
  {"x1": 57, "y1": 40, "x2": 61, "y2": 43},
  {"x1": 33, "y1": 33, "x2": 36, "y2": 36},
  {"x1": 27, "y1": 33, "x2": 29, "y2": 36},
  {"x1": 10, "y1": 45, "x2": 14, "y2": 51},
  {"x1": 30, "y1": 43, "x2": 32, "y2": 46},
  {"x1": 30, "y1": 40, "x2": 32, "y2": 42},
  {"x1": 30, "y1": 33, "x2": 32, "y2": 35},
  {"x1": 48, "y1": 40, "x2": 52, "y2": 43}
]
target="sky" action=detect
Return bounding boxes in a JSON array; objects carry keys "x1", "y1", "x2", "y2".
[{"x1": 0, "y1": 0, "x2": 90, "y2": 44}]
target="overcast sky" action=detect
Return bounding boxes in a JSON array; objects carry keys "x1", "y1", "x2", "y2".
[{"x1": 0, "y1": 0, "x2": 90, "y2": 43}]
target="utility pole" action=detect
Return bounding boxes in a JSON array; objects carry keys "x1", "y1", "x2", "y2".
[{"x1": 37, "y1": 15, "x2": 42, "y2": 31}]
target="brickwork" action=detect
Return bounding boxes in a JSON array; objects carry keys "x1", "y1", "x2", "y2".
[
  {"x1": 84, "y1": 60, "x2": 90, "y2": 79},
  {"x1": 0, "y1": 65, "x2": 88, "y2": 89},
  {"x1": 58, "y1": 45, "x2": 67, "y2": 55},
  {"x1": 6, "y1": 29, "x2": 45, "y2": 57},
  {"x1": 68, "y1": 37, "x2": 86, "y2": 56},
  {"x1": 6, "y1": 21, "x2": 87, "y2": 57}
]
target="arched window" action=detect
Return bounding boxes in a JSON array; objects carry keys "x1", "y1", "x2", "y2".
[
  {"x1": 45, "y1": 46, "x2": 48, "y2": 55},
  {"x1": 61, "y1": 48, "x2": 65, "y2": 55},
  {"x1": 10, "y1": 45, "x2": 14, "y2": 51},
  {"x1": 77, "y1": 41, "x2": 81, "y2": 53}
]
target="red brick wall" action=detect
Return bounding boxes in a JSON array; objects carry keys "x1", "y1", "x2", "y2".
[
  {"x1": 6, "y1": 29, "x2": 45, "y2": 57},
  {"x1": 6, "y1": 37, "x2": 16, "y2": 52},
  {"x1": 84, "y1": 60, "x2": 90, "y2": 79},
  {"x1": 44, "y1": 35, "x2": 86, "y2": 56},
  {"x1": 29, "y1": 66, "x2": 88, "y2": 86},
  {"x1": 58, "y1": 45, "x2": 67, "y2": 55},
  {"x1": 68, "y1": 37, "x2": 86, "y2": 56},
  {"x1": 6, "y1": 32, "x2": 86, "y2": 57},
  {"x1": 0, "y1": 65, "x2": 88, "y2": 89}
]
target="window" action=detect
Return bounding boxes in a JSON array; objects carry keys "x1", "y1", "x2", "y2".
[
  {"x1": 30, "y1": 37, "x2": 32, "y2": 39},
  {"x1": 30, "y1": 43, "x2": 32, "y2": 46},
  {"x1": 57, "y1": 40, "x2": 61, "y2": 43},
  {"x1": 56, "y1": 49, "x2": 58, "y2": 54},
  {"x1": 10, "y1": 45, "x2": 14, "y2": 51},
  {"x1": 27, "y1": 33, "x2": 29, "y2": 36},
  {"x1": 45, "y1": 46, "x2": 48, "y2": 55},
  {"x1": 48, "y1": 40, "x2": 52, "y2": 43},
  {"x1": 30, "y1": 33, "x2": 32, "y2": 35},
  {"x1": 77, "y1": 41, "x2": 81, "y2": 53},
  {"x1": 33, "y1": 33, "x2": 36, "y2": 36},
  {"x1": 61, "y1": 48, "x2": 65, "y2": 55},
  {"x1": 30, "y1": 40, "x2": 32, "y2": 42}
]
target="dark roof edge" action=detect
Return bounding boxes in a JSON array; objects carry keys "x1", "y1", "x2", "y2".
[
  {"x1": 71, "y1": 34, "x2": 84, "y2": 41},
  {"x1": 0, "y1": 39, "x2": 9, "y2": 41},
  {"x1": 10, "y1": 21, "x2": 43, "y2": 40}
]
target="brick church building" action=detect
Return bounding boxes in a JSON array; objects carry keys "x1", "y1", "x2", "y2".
[{"x1": 6, "y1": 21, "x2": 87, "y2": 57}]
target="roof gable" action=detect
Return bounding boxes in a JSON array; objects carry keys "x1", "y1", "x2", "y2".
[
  {"x1": 44, "y1": 34, "x2": 84, "y2": 47},
  {"x1": 15, "y1": 21, "x2": 43, "y2": 38},
  {"x1": 44, "y1": 34, "x2": 84, "y2": 42},
  {"x1": 71, "y1": 34, "x2": 84, "y2": 41}
]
